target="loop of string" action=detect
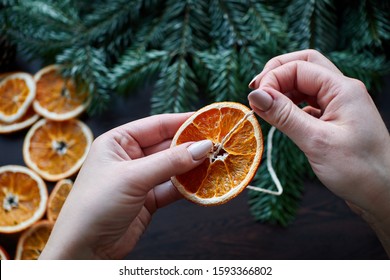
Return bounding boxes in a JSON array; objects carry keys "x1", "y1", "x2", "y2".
[{"x1": 246, "y1": 125, "x2": 283, "y2": 196}]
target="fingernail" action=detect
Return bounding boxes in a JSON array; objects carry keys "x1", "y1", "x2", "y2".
[
  {"x1": 248, "y1": 75, "x2": 259, "y2": 89},
  {"x1": 248, "y1": 89, "x2": 273, "y2": 111},
  {"x1": 187, "y1": 140, "x2": 213, "y2": 161}
]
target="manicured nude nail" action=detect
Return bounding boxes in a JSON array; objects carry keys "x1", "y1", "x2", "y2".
[
  {"x1": 187, "y1": 140, "x2": 213, "y2": 161},
  {"x1": 248, "y1": 89, "x2": 273, "y2": 111},
  {"x1": 248, "y1": 75, "x2": 259, "y2": 89}
]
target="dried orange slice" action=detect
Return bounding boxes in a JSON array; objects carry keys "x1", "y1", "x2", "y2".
[
  {"x1": 0, "y1": 245, "x2": 10, "y2": 260},
  {"x1": 23, "y1": 119, "x2": 93, "y2": 181},
  {"x1": 15, "y1": 220, "x2": 54, "y2": 260},
  {"x1": 0, "y1": 165, "x2": 48, "y2": 234},
  {"x1": 0, "y1": 106, "x2": 39, "y2": 134},
  {"x1": 171, "y1": 102, "x2": 263, "y2": 206},
  {"x1": 0, "y1": 71, "x2": 19, "y2": 80},
  {"x1": 0, "y1": 72, "x2": 36, "y2": 123},
  {"x1": 33, "y1": 65, "x2": 89, "y2": 121},
  {"x1": 47, "y1": 179, "x2": 73, "y2": 223}
]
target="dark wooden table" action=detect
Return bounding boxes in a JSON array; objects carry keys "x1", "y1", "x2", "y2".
[{"x1": 1, "y1": 60, "x2": 389, "y2": 260}]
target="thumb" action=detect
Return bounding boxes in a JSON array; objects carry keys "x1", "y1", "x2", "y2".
[
  {"x1": 131, "y1": 140, "x2": 213, "y2": 190},
  {"x1": 248, "y1": 88, "x2": 321, "y2": 149}
]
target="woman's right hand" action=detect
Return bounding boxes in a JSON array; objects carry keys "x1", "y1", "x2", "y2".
[{"x1": 248, "y1": 50, "x2": 390, "y2": 256}]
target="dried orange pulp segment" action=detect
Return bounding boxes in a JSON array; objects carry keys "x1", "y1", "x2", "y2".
[
  {"x1": 0, "y1": 72, "x2": 36, "y2": 123},
  {"x1": 33, "y1": 65, "x2": 89, "y2": 121},
  {"x1": 0, "y1": 165, "x2": 48, "y2": 234},
  {"x1": 0, "y1": 106, "x2": 40, "y2": 134},
  {"x1": 0, "y1": 245, "x2": 10, "y2": 260},
  {"x1": 15, "y1": 220, "x2": 54, "y2": 260},
  {"x1": 47, "y1": 179, "x2": 73, "y2": 223},
  {"x1": 171, "y1": 102, "x2": 263, "y2": 206},
  {"x1": 23, "y1": 119, "x2": 93, "y2": 181}
]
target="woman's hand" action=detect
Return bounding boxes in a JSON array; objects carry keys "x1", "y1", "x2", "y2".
[
  {"x1": 248, "y1": 49, "x2": 390, "y2": 256},
  {"x1": 40, "y1": 113, "x2": 212, "y2": 259}
]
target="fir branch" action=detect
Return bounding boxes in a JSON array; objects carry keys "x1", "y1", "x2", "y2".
[
  {"x1": 1, "y1": 0, "x2": 21, "y2": 7},
  {"x1": 2, "y1": 0, "x2": 79, "y2": 59},
  {"x1": 328, "y1": 51, "x2": 390, "y2": 90},
  {"x1": 341, "y1": 0, "x2": 390, "y2": 51},
  {"x1": 151, "y1": 57, "x2": 198, "y2": 113},
  {"x1": 245, "y1": 1, "x2": 287, "y2": 46},
  {"x1": 160, "y1": 0, "x2": 194, "y2": 53},
  {"x1": 82, "y1": 0, "x2": 141, "y2": 46},
  {"x1": 131, "y1": 15, "x2": 167, "y2": 51},
  {"x1": 110, "y1": 49, "x2": 170, "y2": 94},
  {"x1": 141, "y1": 0, "x2": 160, "y2": 10},
  {"x1": 187, "y1": 0, "x2": 210, "y2": 50},
  {"x1": 286, "y1": 0, "x2": 338, "y2": 52},
  {"x1": 249, "y1": 125, "x2": 311, "y2": 226},
  {"x1": 56, "y1": 46, "x2": 111, "y2": 114},
  {"x1": 209, "y1": 0, "x2": 250, "y2": 47},
  {"x1": 195, "y1": 49, "x2": 243, "y2": 103},
  {"x1": 237, "y1": 44, "x2": 272, "y2": 93}
]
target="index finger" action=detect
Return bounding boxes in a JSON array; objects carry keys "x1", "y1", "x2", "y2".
[
  {"x1": 249, "y1": 49, "x2": 342, "y2": 89},
  {"x1": 259, "y1": 60, "x2": 343, "y2": 111},
  {"x1": 111, "y1": 112, "x2": 193, "y2": 148}
]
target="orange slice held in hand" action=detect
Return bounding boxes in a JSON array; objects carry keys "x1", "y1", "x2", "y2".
[
  {"x1": 23, "y1": 119, "x2": 93, "y2": 181},
  {"x1": 15, "y1": 220, "x2": 54, "y2": 260},
  {"x1": 33, "y1": 65, "x2": 89, "y2": 121},
  {"x1": 47, "y1": 179, "x2": 73, "y2": 223},
  {"x1": 0, "y1": 165, "x2": 48, "y2": 234},
  {"x1": 171, "y1": 102, "x2": 263, "y2": 206},
  {"x1": 0, "y1": 72, "x2": 36, "y2": 123}
]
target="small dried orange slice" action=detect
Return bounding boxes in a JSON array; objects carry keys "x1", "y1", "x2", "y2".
[
  {"x1": 33, "y1": 65, "x2": 89, "y2": 121},
  {"x1": 0, "y1": 165, "x2": 48, "y2": 234},
  {"x1": 171, "y1": 102, "x2": 263, "y2": 206},
  {"x1": 23, "y1": 119, "x2": 93, "y2": 181},
  {"x1": 0, "y1": 245, "x2": 10, "y2": 260},
  {"x1": 15, "y1": 220, "x2": 54, "y2": 260},
  {"x1": 0, "y1": 106, "x2": 39, "y2": 134},
  {"x1": 47, "y1": 179, "x2": 73, "y2": 223},
  {"x1": 0, "y1": 72, "x2": 36, "y2": 123}
]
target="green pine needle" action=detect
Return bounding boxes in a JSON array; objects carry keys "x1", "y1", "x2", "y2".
[
  {"x1": 249, "y1": 125, "x2": 311, "y2": 226},
  {"x1": 151, "y1": 57, "x2": 199, "y2": 114}
]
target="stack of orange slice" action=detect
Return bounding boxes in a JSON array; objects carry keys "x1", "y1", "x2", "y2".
[
  {"x1": 1, "y1": 65, "x2": 93, "y2": 259},
  {"x1": 15, "y1": 220, "x2": 54, "y2": 260},
  {"x1": 0, "y1": 73, "x2": 38, "y2": 134},
  {"x1": 47, "y1": 179, "x2": 73, "y2": 222},
  {"x1": 33, "y1": 65, "x2": 89, "y2": 121},
  {"x1": 23, "y1": 118, "x2": 93, "y2": 181},
  {"x1": 0, "y1": 165, "x2": 48, "y2": 234}
]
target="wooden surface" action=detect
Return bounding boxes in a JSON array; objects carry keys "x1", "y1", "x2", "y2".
[{"x1": 0, "y1": 60, "x2": 389, "y2": 260}]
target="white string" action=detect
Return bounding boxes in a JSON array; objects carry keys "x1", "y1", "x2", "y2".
[
  {"x1": 247, "y1": 126, "x2": 283, "y2": 196},
  {"x1": 214, "y1": 110, "x2": 254, "y2": 156}
]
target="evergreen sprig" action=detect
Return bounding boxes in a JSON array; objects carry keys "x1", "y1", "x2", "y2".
[
  {"x1": 1, "y1": 0, "x2": 390, "y2": 225},
  {"x1": 56, "y1": 46, "x2": 111, "y2": 114},
  {"x1": 287, "y1": 0, "x2": 338, "y2": 52},
  {"x1": 249, "y1": 123, "x2": 313, "y2": 226}
]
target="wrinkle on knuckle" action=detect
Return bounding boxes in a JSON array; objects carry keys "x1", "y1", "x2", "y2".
[
  {"x1": 274, "y1": 101, "x2": 294, "y2": 129},
  {"x1": 351, "y1": 78, "x2": 367, "y2": 92},
  {"x1": 307, "y1": 49, "x2": 322, "y2": 60}
]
